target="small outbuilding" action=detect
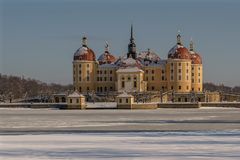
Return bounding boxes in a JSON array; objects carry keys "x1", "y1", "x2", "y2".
[
  {"x1": 67, "y1": 91, "x2": 86, "y2": 109},
  {"x1": 116, "y1": 92, "x2": 134, "y2": 109}
]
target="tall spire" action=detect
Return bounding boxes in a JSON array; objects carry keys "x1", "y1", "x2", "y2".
[
  {"x1": 128, "y1": 24, "x2": 137, "y2": 59},
  {"x1": 177, "y1": 30, "x2": 182, "y2": 45},
  {"x1": 130, "y1": 24, "x2": 134, "y2": 41},
  {"x1": 189, "y1": 38, "x2": 194, "y2": 52},
  {"x1": 82, "y1": 36, "x2": 87, "y2": 47}
]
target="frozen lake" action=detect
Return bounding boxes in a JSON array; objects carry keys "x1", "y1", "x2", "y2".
[
  {"x1": 1, "y1": 131, "x2": 240, "y2": 160},
  {"x1": 1, "y1": 108, "x2": 240, "y2": 159}
]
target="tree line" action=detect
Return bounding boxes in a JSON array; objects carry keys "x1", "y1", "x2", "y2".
[
  {"x1": 0, "y1": 74, "x2": 239, "y2": 102},
  {"x1": 0, "y1": 74, "x2": 73, "y2": 102}
]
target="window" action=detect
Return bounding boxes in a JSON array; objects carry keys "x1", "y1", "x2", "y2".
[
  {"x1": 162, "y1": 86, "x2": 164, "y2": 90},
  {"x1": 192, "y1": 73, "x2": 194, "y2": 76},
  {"x1": 70, "y1": 99, "x2": 72, "y2": 103},
  {"x1": 198, "y1": 67, "x2": 200, "y2": 70},
  {"x1": 73, "y1": 70, "x2": 75, "y2": 75},
  {"x1": 79, "y1": 70, "x2": 82, "y2": 74},
  {"x1": 100, "y1": 71, "x2": 102, "y2": 74},
  {"x1": 192, "y1": 79, "x2": 194, "y2": 83},
  {"x1": 187, "y1": 86, "x2": 189, "y2": 90},
  {"x1": 104, "y1": 87, "x2": 107, "y2": 92},
  {"x1": 187, "y1": 63, "x2": 189, "y2": 66},
  {"x1": 122, "y1": 81, "x2": 125, "y2": 88},
  {"x1": 128, "y1": 77, "x2": 131, "y2": 81},
  {"x1": 178, "y1": 69, "x2": 181, "y2": 73},
  {"x1": 87, "y1": 70, "x2": 90, "y2": 74},
  {"x1": 185, "y1": 98, "x2": 188, "y2": 102},
  {"x1": 87, "y1": 64, "x2": 90, "y2": 68},
  {"x1": 79, "y1": 87, "x2": 81, "y2": 92},
  {"x1": 104, "y1": 77, "x2": 107, "y2": 81},
  {"x1": 178, "y1": 63, "x2": 181, "y2": 66},
  {"x1": 146, "y1": 70, "x2": 148, "y2": 74},
  {"x1": 198, "y1": 79, "x2": 201, "y2": 83},
  {"x1": 198, "y1": 73, "x2": 200, "y2": 76},
  {"x1": 171, "y1": 86, "x2": 173, "y2": 90},
  {"x1": 171, "y1": 76, "x2": 173, "y2": 80},
  {"x1": 104, "y1": 70, "x2": 107, "y2": 74},
  {"x1": 179, "y1": 86, "x2": 181, "y2": 90},
  {"x1": 119, "y1": 98, "x2": 122, "y2": 103},
  {"x1": 110, "y1": 77, "x2": 113, "y2": 81},
  {"x1": 162, "y1": 76, "x2": 165, "y2": 81},
  {"x1": 87, "y1": 76, "x2": 90, "y2": 81},
  {"x1": 171, "y1": 69, "x2": 173, "y2": 73},
  {"x1": 79, "y1": 64, "x2": 81, "y2": 68},
  {"x1": 97, "y1": 70, "x2": 99, "y2": 74},
  {"x1": 171, "y1": 63, "x2": 173, "y2": 67},
  {"x1": 97, "y1": 77, "x2": 99, "y2": 81},
  {"x1": 122, "y1": 77, "x2": 125, "y2": 80},
  {"x1": 152, "y1": 86, "x2": 155, "y2": 90},
  {"x1": 100, "y1": 77, "x2": 102, "y2": 81},
  {"x1": 152, "y1": 70, "x2": 154, "y2": 74},
  {"x1": 134, "y1": 77, "x2": 137, "y2": 80},
  {"x1": 146, "y1": 76, "x2": 148, "y2": 81},
  {"x1": 192, "y1": 88, "x2": 194, "y2": 91},
  {"x1": 126, "y1": 98, "x2": 128, "y2": 103},
  {"x1": 110, "y1": 87, "x2": 113, "y2": 91},
  {"x1": 162, "y1": 70, "x2": 165, "y2": 74},
  {"x1": 76, "y1": 99, "x2": 79, "y2": 103},
  {"x1": 186, "y1": 69, "x2": 189, "y2": 73},
  {"x1": 110, "y1": 70, "x2": 112, "y2": 74},
  {"x1": 152, "y1": 76, "x2": 154, "y2": 81},
  {"x1": 87, "y1": 87, "x2": 89, "y2": 91},
  {"x1": 198, "y1": 88, "x2": 200, "y2": 91},
  {"x1": 134, "y1": 81, "x2": 137, "y2": 88},
  {"x1": 79, "y1": 77, "x2": 81, "y2": 81},
  {"x1": 187, "y1": 76, "x2": 189, "y2": 80},
  {"x1": 178, "y1": 98, "x2": 181, "y2": 102},
  {"x1": 178, "y1": 75, "x2": 181, "y2": 80}
]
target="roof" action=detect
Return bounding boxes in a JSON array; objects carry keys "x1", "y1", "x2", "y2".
[
  {"x1": 67, "y1": 91, "x2": 84, "y2": 98},
  {"x1": 117, "y1": 92, "x2": 134, "y2": 98},
  {"x1": 116, "y1": 66, "x2": 144, "y2": 73}
]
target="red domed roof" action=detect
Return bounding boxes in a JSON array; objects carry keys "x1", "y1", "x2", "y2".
[
  {"x1": 190, "y1": 52, "x2": 202, "y2": 64},
  {"x1": 98, "y1": 51, "x2": 116, "y2": 65},
  {"x1": 73, "y1": 37, "x2": 96, "y2": 61},
  {"x1": 74, "y1": 47, "x2": 96, "y2": 61},
  {"x1": 168, "y1": 45, "x2": 191, "y2": 60}
]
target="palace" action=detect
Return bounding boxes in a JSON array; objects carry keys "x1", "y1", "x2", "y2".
[{"x1": 72, "y1": 26, "x2": 203, "y2": 98}]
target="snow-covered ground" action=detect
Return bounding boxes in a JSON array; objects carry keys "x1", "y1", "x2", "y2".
[{"x1": 1, "y1": 131, "x2": 240, "y2": 160}]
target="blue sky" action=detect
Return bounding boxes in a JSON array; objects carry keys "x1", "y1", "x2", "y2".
[{"x1": 1, "y1": 0, "x2": 240, "y2": 86}]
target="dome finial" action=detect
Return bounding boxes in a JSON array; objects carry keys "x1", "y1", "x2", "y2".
[
  {"x1": 82, "y1": 36, "x2": 87, "y2": 47},
  {"x1": 190, "y1": 38, "x2": 194, "y2": 51},
  {"x1": 105, "y1": 41, "x2": 109, "y2": 53},
  {"x1": 177, "y1": 30, "x2": 182, "y2": 45}
]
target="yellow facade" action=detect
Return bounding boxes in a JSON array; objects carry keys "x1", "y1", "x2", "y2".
[
  {"x1": 72, "y1": 31, "x2": 203, "y2": 95},
  {"x1": 73, "y1": 59, "x2": 203, "y2": 94}
]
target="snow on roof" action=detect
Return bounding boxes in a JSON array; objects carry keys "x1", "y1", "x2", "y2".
[
  {"x1": 74, "y1": 47, "x2": 88, "y2": 56},
  {"x1": 117, "y1": 92, "x2": 134, "y2": 98},
  {"x1": 68, "y1": 91, "x2": 84, "y2": 98},
  {"x1": 168, "y1": 44, "x2": 184, "y2": 55},
  {"x1": 138, "y1": 50, "x2": 161, "y2": 61},
  {"x1": 116, "y1": 66, "x2": 144, "y2": 73},
  {"x1": 98, "y1": 63, "x2": 117, "y2": 68},
  {"x1": 122, "y1": 57, "x2": 137, "y2": 65}
]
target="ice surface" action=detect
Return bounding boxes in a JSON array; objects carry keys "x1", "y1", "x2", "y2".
[{"x1": 1, "y1": 131, "x2": 240, "y2": 160}]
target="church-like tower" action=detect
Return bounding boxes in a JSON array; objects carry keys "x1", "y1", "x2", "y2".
[{"x1": 127, "y1": 25, "x2": 137, "y2": 59}]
